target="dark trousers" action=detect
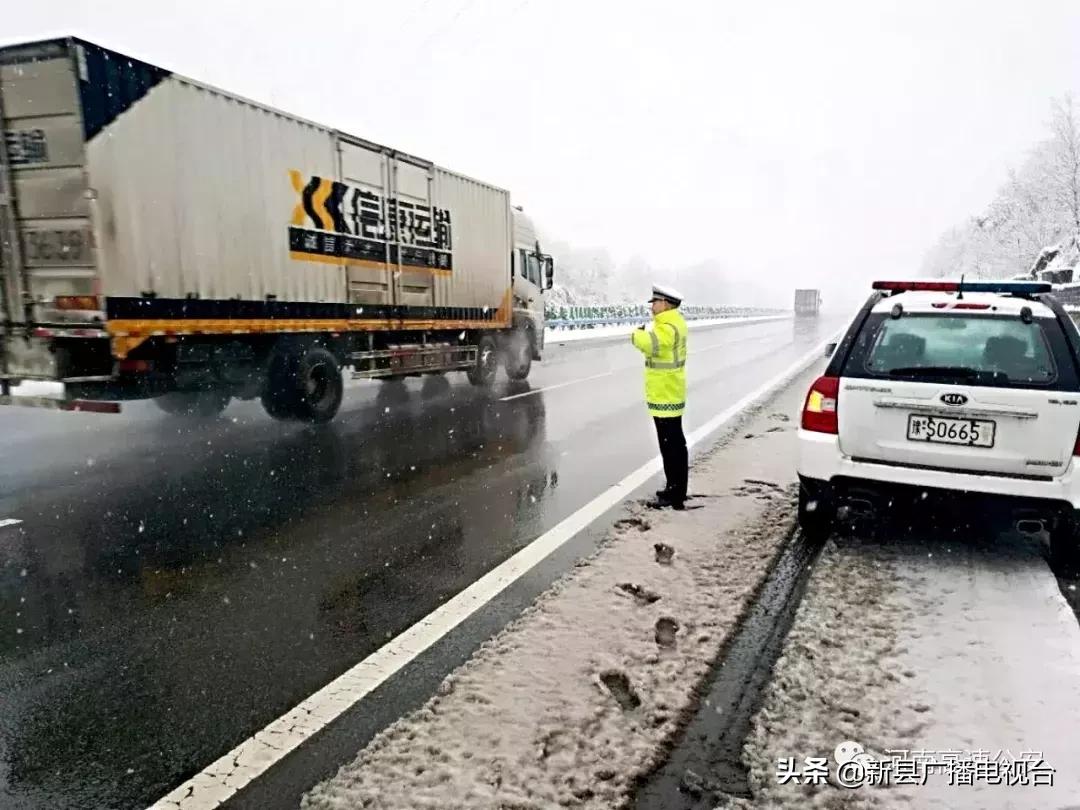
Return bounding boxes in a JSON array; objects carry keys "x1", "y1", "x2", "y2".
[{"x1": 654, "y1": 415, "x2": 688, "y2": 502}]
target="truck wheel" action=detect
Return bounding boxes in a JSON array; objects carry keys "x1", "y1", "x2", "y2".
[
  {"x1": 155, "y1": 390, "x2": 231, "y2": 418},
  {"x1": 261, "y1": 346, "x2": 343, "y2": 423},
  {"x1": 292, "y1": 346, "x2": 344, "y2": 423},
  {"x1": 467, "y1": 336, "x2": 499, "y2": 386},
  {"x1": 503, "y1": 329, "x2": 533, "y2": 381},
  {"x1": 261, "y1": 350, "x2": 302, "y2": 421},
  {"x1": 798, "y1": 482, "x2": 834, "y2": 542}
]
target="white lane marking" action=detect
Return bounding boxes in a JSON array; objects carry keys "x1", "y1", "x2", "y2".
[
  {"x1": 147, "y1": 334, "x2": 836, "y2": 810},
  {"x1": 0, "y1": 519, "x2": 22, "y2": 529},
  {"x1": 499, "y1": 371, "x2": 614, "y2": 401}
]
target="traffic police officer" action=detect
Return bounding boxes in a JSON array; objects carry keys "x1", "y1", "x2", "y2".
[{"x1": 631, "y1": 284, "x2": 688, "y2": 509}]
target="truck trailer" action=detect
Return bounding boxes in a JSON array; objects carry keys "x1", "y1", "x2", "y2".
[
  {"x1": 0, "y1": 37, "x2": 553, "y2": 422},
  {"x1": 794, "y1": 288, "x2": 821, "y2": 316}
]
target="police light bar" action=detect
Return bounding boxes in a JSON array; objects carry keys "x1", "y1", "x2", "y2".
[{"x1": 871, "y1": 280, "x2": 1052, "y2": 294}]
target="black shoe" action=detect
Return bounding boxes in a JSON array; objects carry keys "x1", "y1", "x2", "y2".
[
  {"x1": 655, "y1": 489, "x2": 673, "y2": 501},
  {"x1": 670, "y1": 500, "x2": 686, "y2": 511}
]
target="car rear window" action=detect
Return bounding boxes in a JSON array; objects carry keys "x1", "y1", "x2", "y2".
[{"x1": 843, "y1": 312, "x2": 1080, "y2": 389}]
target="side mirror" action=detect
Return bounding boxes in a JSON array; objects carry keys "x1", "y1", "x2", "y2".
[
  {"x1": 825, "y1": 342, "x2": 838, "y2": 358},
  {"x1": 544, "y1": 256, "x2": 554, "y2": 290}
]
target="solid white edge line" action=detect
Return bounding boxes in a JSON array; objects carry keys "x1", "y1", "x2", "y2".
[
  {"x1": 147, "y1": 332, "x2": 837, "y2": 810},
  {"x1": 0, "y1": 519, "x2": 22, "y2": 529}
]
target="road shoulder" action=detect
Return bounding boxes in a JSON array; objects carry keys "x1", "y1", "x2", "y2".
[
  {"x1": 739, "y1": 531, "x2": 1080, "y2": 809},
  {"x1": 301, "y1": 368, "x2": 818, "y2": 809}
]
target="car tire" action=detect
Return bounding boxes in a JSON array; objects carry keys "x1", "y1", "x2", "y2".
[
  {"x1": 798, "y1": 482, "x2": 834, "y2": 542},
  {"x1": 1049, "y1": 512, "x2": 1080, "y2": 574}
]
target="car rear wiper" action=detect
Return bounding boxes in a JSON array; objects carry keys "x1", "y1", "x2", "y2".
[
  {"x1": 887, "y1": 365, "x2": 978, "y2": 378},
  {"x1": 886, "y1": 366, "x2": 1009, "y2": 383}
]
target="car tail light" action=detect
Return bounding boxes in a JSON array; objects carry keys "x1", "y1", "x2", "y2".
[
  {"x1": 1073, "y1": 425, "x2": 1080, "y2": 456},
  {"x1": 802, "y1": 375, "x2": 840, "y2": 434},
  {"x1": 54, "y1": 295, "x2": 101, "y2": 311}
]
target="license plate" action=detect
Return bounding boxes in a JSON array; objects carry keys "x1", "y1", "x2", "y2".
[{"x1": 907, "y1": 415, "x2": 995, "y2": 448}]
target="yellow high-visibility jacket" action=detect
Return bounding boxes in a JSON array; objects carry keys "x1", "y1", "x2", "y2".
[{"x1": 631, "y1": 308, "x2": 688, "y2": 418}]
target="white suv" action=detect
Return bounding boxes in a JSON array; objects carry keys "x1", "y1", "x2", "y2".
[{"x1": 797, "y1": 280, "x2": 1080, "y2": 569}]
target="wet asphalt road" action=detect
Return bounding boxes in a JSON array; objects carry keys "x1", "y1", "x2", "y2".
[{"x1": 0, "y1": 314, "x2": 845, "y2": 809}]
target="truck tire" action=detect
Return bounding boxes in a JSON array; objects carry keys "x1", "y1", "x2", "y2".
[
  {"x1": 503, "y1": 329, "x2": 533, "y2": 381},
  {"x1": 261, "y1": 349, "x2": 302, "y2": 421},
  {"x1": 155, "y1": 390, "x2": 231, "y2": 418},
  {"x1": 467, "y1": 336, "x2": 499, "y2": 386},
  {"x1": 292, "y1": 346, "x2": 344, "y2": 423},
  {"x1": 798, "y1": 482, "x2": 834, "y2": 542},
  {"x1": 261, "y1": 345, "x2": 342, "y2": 423}
]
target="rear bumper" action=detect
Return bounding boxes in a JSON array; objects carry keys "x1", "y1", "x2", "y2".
[{"x1": 798, "y1": 429, "x2": 1080, "y2": 511}]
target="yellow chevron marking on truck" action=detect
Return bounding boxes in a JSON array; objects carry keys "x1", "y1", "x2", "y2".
[
  {"x1": 312, "y1": 178, "x2": 334, "y2": 230},
  {"x1": 289, "y1": 169, "x2": 306, "y2": 226}
]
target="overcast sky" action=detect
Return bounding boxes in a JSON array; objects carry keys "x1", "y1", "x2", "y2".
[{"x1": 6, "y1": 1, "x2": 1080, "y2": 307}]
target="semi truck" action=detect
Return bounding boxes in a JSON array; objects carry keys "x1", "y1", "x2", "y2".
[
  {"x1": 0, "y1": 37, "x2": 553, "y2": 422},
  {"x1": 794, "y1": 288, "x2": 822, "y2": 316}
]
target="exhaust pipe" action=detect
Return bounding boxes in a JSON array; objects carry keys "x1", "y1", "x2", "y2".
[
  {"x1": 836, "y1": 497, "x2": 875, "y2": 521},
  {"x1": 1016, "y1": 519, "x2": 1045, "y2": 536},
  {"x1": 846, "y1": 497, "x2": 875, "y2": 517}
]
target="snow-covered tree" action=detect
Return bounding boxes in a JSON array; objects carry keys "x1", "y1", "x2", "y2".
[{"x1": 922, "y1": 96, "x2": 1080, "y2": 281}]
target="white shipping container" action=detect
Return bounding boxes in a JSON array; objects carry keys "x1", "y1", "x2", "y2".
[{"x1": 1, "y1": 38, "x2": 513, "y2": 332}]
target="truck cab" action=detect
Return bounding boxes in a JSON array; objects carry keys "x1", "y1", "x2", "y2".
[{"x1": 508, "y1": 207, "x2": 554, "y2": 376}]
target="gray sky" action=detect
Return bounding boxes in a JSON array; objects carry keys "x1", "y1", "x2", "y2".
[{"x1": 6, "y1": 1, "x2": 1080, "y2": 307}]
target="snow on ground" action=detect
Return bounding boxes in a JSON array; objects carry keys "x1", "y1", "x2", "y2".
[
  {"x1": 302, "y1": 371, "x2": 817, "y2": 809},
  {"x1": 545, "y1": 315, "x2": 789, "y2": 344},
  {"x1": 738, "y1": 528, "x2": 1080, "y2": 809}
]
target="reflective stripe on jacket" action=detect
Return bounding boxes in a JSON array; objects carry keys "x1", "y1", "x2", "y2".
[{"x1": 630, "y1": 308, "x2": 688, "y2": 418}]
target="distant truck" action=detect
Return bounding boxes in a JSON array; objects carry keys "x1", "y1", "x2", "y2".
[
  {"x1": 794, "y1": 289, "x2": 822, "y2": 316},
  {"x1": 0, "y1": 37, "x2": 553, "y2": 422}
]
